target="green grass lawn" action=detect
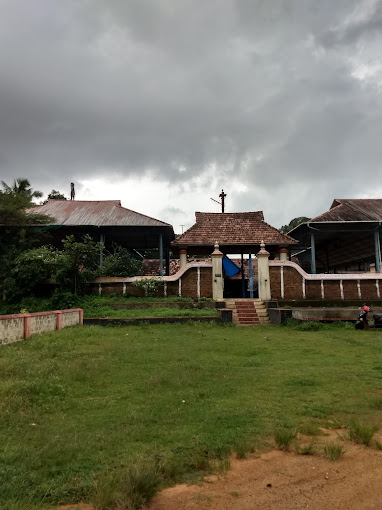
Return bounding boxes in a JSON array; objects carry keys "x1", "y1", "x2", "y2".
[
  {"x1": 83, "y1": 306, "x2": 219, "y2": 318},
  {"x1": 1, "y1": 323, "x2": 382, "y2": 508}
]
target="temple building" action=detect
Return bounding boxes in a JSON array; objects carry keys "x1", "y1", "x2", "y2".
[{"x1": 172, "y1": 211, "x2": 297, "y2": 298}]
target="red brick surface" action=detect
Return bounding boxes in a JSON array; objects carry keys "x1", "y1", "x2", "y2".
[
  {"x1": 306, "y1": 281, "x2": 322, "y2": 299},
  {"x1": 283, "y1": 267, "x2": 304, "y2": 299},
  {"x1": 88, "y1": 267, "x2": 213, "y2": 299},
  {"x1": 342, "y1": 280, "x2": 359, "y2": 300},
  {"x1": 323, "y1": 281, "x2": 342, "y2": 300},
  {"x1": 361, "y1": 281, "x2": 379, "y2": 300},
  {"x1": 270, "y1": 267, "x2": 282, "y2": 298},
  {"x1": 270, "y1": 265, "x2": 382, "y2": 302}
]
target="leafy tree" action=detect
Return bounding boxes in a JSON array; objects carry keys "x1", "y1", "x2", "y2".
[
  {"x1": 0, "y1": 180, "x2": 54, "y2": 299},
  {"x1": 100, "y1": 246, "x2": 142, "y2": 277},
  {"x1": 42, "y1": 189, "x2": 68, "y2": 204},
  {"x1": 55, "y1": 235, "x2": 103, "y2": 295},
  {"x1": 0, "y1": 181, "x2": 52, "y2": 227},
  {"x1": 3, "y1": 246, "x2": 60, "y2": 302},
  {"x1": 3, "y1": 235, "x2": 103, "y2": 301},
  {"x1": 280, "y1": 216, "x2": 310, "y2": 234},
  {"x1": 1, "y1": 178, "x2": 43, "y2": 201}
]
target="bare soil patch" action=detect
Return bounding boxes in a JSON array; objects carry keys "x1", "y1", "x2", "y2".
[{"x1": 149, "y1": 430, "x2": 382, "y2": 510}]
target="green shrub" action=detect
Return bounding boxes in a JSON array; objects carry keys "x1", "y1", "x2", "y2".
[
  {"x1": 132, "y1": 278, "x2": 163, "y2": 298},
  {"x1": 323, "y1": 442, "x2": 344, "y2": 460},
  {"x1": 281, "y1": 318, "x2": 299, "y2": 328},
  {"x1": 50, "y1": 291, "x2": 81, "y2": 310},
  {"x1": 349, "y1": 421, "x2": 378, "y2": 446},
  {"x1": 274, "y1": 428, "x2": 295, "y2": 450},
  {"x1": 55, "y1": 235, "x2": 102, "y2": 295},
  {"x1": 2, "y1": 503, "x2": 44, "y2": 510},
  {"x1": 235, "y1": 439, "x2": 253, "y2": 459},
  {"x1": 100, "y1": 247, "x2": 142, "y2": 277},
  {"x1": 93, "y1": 458, "x2": 161, "y2": 510},
  {"x1": 298, "y1": 422, "x2": 322, "y2": 436},
  {"x1": 296, "y1": 442, "x2": 315, "y2": 455},
  {"x1": 296, "y1": 321, "x2": 324, "y2": 331},
  {"x1": 3, "y1": 246, "x2": 60, "y2": 302}
]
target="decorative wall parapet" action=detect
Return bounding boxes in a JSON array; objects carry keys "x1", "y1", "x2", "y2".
[
  {"x1": 269, "y1": 260, "x2": 382, "y2": 280},
  {"x1": 94, "y1": 261, "x2": 212, "y2": 284},
  {"x1": 269, "y1": 261, "x2": 382, "y2": 300},
  {"x1": 90, "y1": 262, "x2": 213, "y2": 299}
]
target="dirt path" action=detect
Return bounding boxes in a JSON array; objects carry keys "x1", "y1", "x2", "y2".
[{"x1": 149, "y1": 433, "x2": 382, "y2": 510}]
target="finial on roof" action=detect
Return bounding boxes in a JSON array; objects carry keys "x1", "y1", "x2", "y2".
[
  {"x1": 219, "y1": 189, "x2": 227, "y2": 213},
  {"x1": 70, "y1": 183, "x2": 75, "y2": 201}
]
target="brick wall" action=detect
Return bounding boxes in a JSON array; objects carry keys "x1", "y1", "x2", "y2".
[
  {"x1": 269, "y1": 261, "x2": 382, "y2": 301},
  {"x1": 0, "y1": 309, "x2": 83, "y2": 346},
  {"x1": 90, "y1": 263, "x2": 213, "y2": 299}
]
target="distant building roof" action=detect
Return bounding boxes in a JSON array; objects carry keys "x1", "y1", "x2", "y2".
[
  {"x1": 28, "y1": 200, "x2": 171, "y2": 228},
  {"x1": 311, "y1": 199, "x2": 382, "y2": 223},
  {"x1": 172, "y1": 212, "x2": 297, "y2": 248}
]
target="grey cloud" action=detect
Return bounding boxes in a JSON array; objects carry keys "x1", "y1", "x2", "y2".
[
  {"x1": 0, "y1": 0, "x2": 382, "y2": 226},
  {"x1": 320, "y1": 0, "x2": 382, "y2": 48}
]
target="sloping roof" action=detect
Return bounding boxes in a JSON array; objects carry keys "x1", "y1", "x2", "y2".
[
  {"x1": 27, "y1": 200, "x2": 171, "y2": 227},
  {"x1": 311, "y1": 199, "x2": 382, "y2": 222},
  {"x1": 173, "y1": 212, "x2": 297, "y2": 247}
]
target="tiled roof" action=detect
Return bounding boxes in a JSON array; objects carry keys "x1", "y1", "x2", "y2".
[
  {"x1": 141, "y1": 259, "x2": 181, "y2": 276},
  {"x1": 27, "y1": 200, "x2": 171, "y2": 227},
  {"x1": 311, "y1": 199, "x2": 382, "y2": 222},
  {"x1": 173, "y1": 212, "x2": 297, "y2": 247}
]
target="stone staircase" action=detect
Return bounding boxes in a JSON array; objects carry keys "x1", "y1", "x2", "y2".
[{"x1": 224, "y1": 299, "x2": 270, "y2": 326}]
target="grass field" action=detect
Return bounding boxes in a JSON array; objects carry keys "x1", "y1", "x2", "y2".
[
  {"x1": 1, "y1": 323, "x2": 382, "y2": 508},
  {"x1": 83, "y1": 305, "x2": 219, "y2": 318}
]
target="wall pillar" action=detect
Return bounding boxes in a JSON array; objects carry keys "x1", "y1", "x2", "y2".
[
  {"x1": 248, "y1": 248, "x2": 254, "y2": 298},
  {"x1": 257, "y1": 241, "x2": 271, "y2": 301},
  {"x1": 165, "y1": 247, "x2": 170, "y2": 276},
  {"x1": 99, "y1": 232, "x2": 105, "y2": 266},
  {"x1": 24, "y1": 314, "x2": 31, "y2": 340},
  {"x1": 310, "y1": 232, "x2": 316, "y2": 274},
  {"x1": 211, "y1": 242, "x2": 224, "y2": 301},
  {"x1": 240, "y1": 250, "x2": 245, "y2": 298},
  {"x1": 56, "y1": 311, "x2": 63, "y2": 330},
  {"x1": 179, "y1": 248, "x2": 188, "y2": 269},
  {"x1": 279, "y1": 248, "x2": 288, "y2": 261},
  {"x1": 159, "y1": 233, "x2": 163, "y2": 276},
  {"x1": 374, "y1": 231, "x2": 381, "y2": 273}
]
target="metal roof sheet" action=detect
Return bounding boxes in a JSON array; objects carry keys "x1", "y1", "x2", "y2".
[
  {"x1": 311, "y1": 199, "x2": 382, "y2": 222},
  {"x1": 27, "y1": 200, "x2": 172, "y2": 228}
]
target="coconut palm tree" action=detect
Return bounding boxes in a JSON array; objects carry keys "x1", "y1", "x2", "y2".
[{"x1": 1, "y1": 178, "x2": 43, "y2": 200}]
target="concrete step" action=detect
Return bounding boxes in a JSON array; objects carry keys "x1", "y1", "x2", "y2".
[{"x1": 228, "y1": 299, "x2": 270, "y2": 325}]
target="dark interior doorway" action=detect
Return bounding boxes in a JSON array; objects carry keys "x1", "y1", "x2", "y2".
[{"x1": 224, "y1": 277, "x2": 259, "y2": 298}]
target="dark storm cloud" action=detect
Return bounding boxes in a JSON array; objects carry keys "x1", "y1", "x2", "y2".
[{"x1": 1, "y1": 0, "x2": 382, "y2": 222}]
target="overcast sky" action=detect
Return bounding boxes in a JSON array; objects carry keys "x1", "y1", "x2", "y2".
[{"x1": 1, "y1": 0, "x2": 382, "y2": 232}]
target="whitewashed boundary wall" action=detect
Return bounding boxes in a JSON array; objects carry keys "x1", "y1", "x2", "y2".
[{"x1": 0, "y1": 309, "x2": 83, "y2": 346}]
